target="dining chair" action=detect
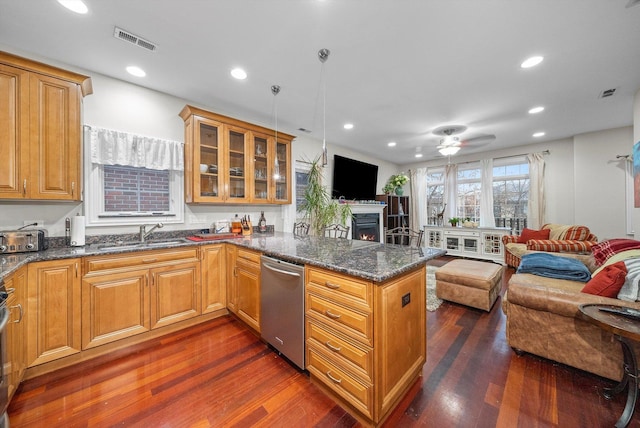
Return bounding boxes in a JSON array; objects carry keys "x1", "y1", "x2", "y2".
[
  {"x1": 293, "y1": 222, "x2": 310, "y2": 236},
  {"x1": 386, "y1": 226, "x2": 424, "y2": 247},
  {"x1": 322, "y1": 224, "x2": 350, "y2": 239}
]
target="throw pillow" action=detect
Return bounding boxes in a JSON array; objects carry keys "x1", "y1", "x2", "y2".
[
  {"x1": 517, "y1": 228, "x2": 551, "y2": 244},
  {"x1": 592, "y1": 239, "x2": 640, "y2": 266},
  {"x1": 581, "y1": 261, "x2": 627, "y2": 297}
]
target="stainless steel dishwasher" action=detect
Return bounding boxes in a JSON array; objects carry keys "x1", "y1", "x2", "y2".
[{"x1": 260, "y1": 255, "x2": 305, "y2": 370}]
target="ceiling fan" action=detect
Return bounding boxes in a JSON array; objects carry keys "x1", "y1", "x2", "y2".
[{"x1": 433, "y1": 125, "x2": 496, "y2": 156}]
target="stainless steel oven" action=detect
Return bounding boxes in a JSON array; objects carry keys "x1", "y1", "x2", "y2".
[{"x1": 0, "y1": 283, "x2": 9, "y2": 427}]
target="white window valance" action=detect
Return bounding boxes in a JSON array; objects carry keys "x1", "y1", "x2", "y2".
[{"x1": 86, "y1": 125, "x2": 184, "y2": 171}]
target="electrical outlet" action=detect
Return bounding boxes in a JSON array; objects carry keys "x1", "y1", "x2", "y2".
[
  {"x1": 402, "y1": 292, "x2": 411, "y2": 307},
  {"x1": 23, "y1": 220, "x2": 44, "y2": 227}
]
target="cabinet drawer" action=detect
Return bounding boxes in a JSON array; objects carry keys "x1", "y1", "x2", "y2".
[
  {"x1": 236, "y1": 248, "x2": 261, "y2": 264},
  {"x1": 306, "y1": 318, "x2": 372, "y2": 381},
  {"x1": 307, "y1": 347, "x2": 373, "y2": 420},
  {"x1": 306, "y1": 267, "x2": 372, "y2": 311},
  {"x1": 84, "y1": 248, "x2": 199, "y2": 273},
  {"x1": 306, "y1": 292, "x2": 373, "y2": 347}
]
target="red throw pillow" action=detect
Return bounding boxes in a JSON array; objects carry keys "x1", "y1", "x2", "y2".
[
  {"x1": 517, "y1": 228, "x2": 551, "y2": 244},
  {"x1": 581, "y1": 261, "x2": 628, "y2": 297}
]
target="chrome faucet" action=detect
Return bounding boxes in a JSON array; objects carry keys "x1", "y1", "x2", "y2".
[{"x1": 140, "y1": 222, "x2": 163, "y2": 242}]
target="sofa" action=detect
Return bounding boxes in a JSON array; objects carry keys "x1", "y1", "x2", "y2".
[
  {"x1": 502, "y1": 223, "x2": 598, "y2": 268},
  {"x1": 503, "y1": 250, "x2": 640, "y2": 381}
]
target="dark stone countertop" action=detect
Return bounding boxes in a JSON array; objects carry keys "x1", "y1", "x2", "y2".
[{"x1": 0, "y1": 232, "x2": 445, "y2": 284}]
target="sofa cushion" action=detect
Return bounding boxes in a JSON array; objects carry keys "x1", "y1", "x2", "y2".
[
  {"x1": 581, "y1": 261, "x2": 627, "y2": 297},
  {"x1": 591, "y1": 239, "x2": 640, "y2": 266},
  {"x1": 541, "y1": 224, "x2": 591, "y2": 241},
  {"x1": 517, "y1": 227, "x2": 550, "y2": 243}
]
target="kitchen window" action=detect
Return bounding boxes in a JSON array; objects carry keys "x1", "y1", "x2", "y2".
[{"x1": 84, "y1": 126, "x2": 184, "y2": 226}]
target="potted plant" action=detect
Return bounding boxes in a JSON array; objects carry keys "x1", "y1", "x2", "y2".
[
  {"x1": 387, "y1": 173, "x2": 409, "y2": 196},
  {"x1": 382, "y1": 183, "x2": 395, "y2": 195},
  {"x1": 448, "y1": 217, "x2": 460, "y2": 227},
  {"x1": 298, "y1": 155, "x2": 352, "y2": 236}
]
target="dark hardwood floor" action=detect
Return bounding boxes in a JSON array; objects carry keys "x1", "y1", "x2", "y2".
[{"x1": 8, "y1": 256, "x2": 640, "y2": 427}]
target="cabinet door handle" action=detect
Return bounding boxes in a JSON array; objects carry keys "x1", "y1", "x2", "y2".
[
  {"x1": 11, "y1": 304, "x2": 23, "y2": 323},
  {"x1": 325, "y1": 341, "x2": 342, "y2": 352},
  {"x1": 23, "y1": 179, "x2": 27, "y2": 195},
  {"x1": 326, "y1": 371, "x2": 342, "y2": 384},
  {"x1": 71, "y1": 181, "x2": 75, "y2": 197},
  {"x1": 324, "y1": 309, "x2": 341, "y2": 320},
  {"x1": 324, "y1": 281, "x2": 340, "y2": 290}
]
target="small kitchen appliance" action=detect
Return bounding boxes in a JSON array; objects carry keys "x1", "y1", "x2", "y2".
[{"x1": 0, "y1": 229, "x2": 48, "y2": 254}]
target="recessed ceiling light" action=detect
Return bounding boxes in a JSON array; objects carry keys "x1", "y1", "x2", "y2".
[
  {"x1": 343, "y1": 123, "x2": 354, "y2": 130},
  {"x1": 230, "y1": 68, "x2": 247, "y2": 80},
  {"x1": 415, "y1": 153, "x2": 423, "y2": 158},
  {"x1": 533, "y1": 132, "x2": 545, "y2": 138},
  {"x1": 126, "y1": 66, "x2": 146, "y2": 77},
  {"x1": 528, "y1": 106, "x2": 545, "y2": 114},
  {"x1": 57, "y1": 0, "x2": 88, "y2": 14},
  {"x1": 521, "y1": 56, "x2": 544, "y2": 69},
  {"x1": 387, "y1": 142, "x2": 396, "y2": 147}
]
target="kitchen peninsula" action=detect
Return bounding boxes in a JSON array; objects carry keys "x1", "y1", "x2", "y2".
[{"x1": 0, "y1": 233, "x2": 444, "y2": 427}]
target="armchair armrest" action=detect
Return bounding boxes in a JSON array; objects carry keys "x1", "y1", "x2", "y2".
[
  {"x1": 526, "y1": 239, "x2": 597, "y2": 253},
  {"x1": 502, "y1": 235, "x2": 519, "y2": 245}
]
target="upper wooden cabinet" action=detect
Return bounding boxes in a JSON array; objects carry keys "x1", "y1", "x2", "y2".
[
  {"x1": 0, "y1": 51, "x2": 92, "y2": 200},
  {"x1": 180, "y1": 105, "x2": 294, "y2": 204}
]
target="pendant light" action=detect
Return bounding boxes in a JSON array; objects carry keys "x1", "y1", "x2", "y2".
[
  {"x1": 272, "y1": 84, "x2": 281, "y2": 179},
  {"x1": 318, "y1": 48, "x2": 330, "y2": 166}
]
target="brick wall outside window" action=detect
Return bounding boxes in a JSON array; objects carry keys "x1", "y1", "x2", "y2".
[{"x1": 104, "y1": 165, "x2": 170, "y2": 212}]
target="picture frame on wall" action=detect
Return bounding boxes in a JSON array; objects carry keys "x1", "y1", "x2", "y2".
[{"x1": 634, "y1": 141, "x2": 640, "y2": 208}]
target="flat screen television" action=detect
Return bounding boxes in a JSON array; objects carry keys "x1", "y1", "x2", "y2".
[{"x1": 331, "y1": 154, "x2": 378, "y2": 201}]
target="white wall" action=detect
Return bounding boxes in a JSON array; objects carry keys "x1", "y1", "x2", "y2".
[
  {"x1": 574, "y1": 127, "x2": 634, "y2": 241},
  {"x1": 634, "y1": 88, "x2": 640, "y2": 239},
  {"x1": 0, "y1": 63, "x2": 400, "y2": 237}
]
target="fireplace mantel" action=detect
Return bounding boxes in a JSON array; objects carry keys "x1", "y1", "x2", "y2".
[{"x1": 336, "y1": 202, "x2": 386, "y2": 243}]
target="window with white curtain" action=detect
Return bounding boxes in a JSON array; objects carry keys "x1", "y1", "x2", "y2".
[
  {"x1": 457, "y1": 162, "x2": 481, "y2": 221},
  {"x1": 426, "y1": 168, "x2": 444, "y2": 223},
  {"x1": 84, "y1": 126, "x2": 184, "y2": 226},
  {"x1": 492, "y1": 157, "x2": 529, "y2": 233}
]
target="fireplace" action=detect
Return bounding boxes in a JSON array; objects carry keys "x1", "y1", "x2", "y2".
[{"x1": 352, "y1": 213, "x2": 380, "y2": 242}]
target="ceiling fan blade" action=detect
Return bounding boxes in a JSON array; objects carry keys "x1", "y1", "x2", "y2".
[
  {"x1": 460, "y1": 134, "x2": 496, "y2": 146},
  {"x1": 627, "y1": 0, "x2": 640, "y2": 8}
]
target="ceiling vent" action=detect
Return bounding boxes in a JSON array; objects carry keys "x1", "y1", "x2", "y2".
[
  {"x1": 599, "y1": 88, "x2": 617, "y2": 98},
  {"x1": 113, "y1": 27, "x2": 157, "y2": 52}
]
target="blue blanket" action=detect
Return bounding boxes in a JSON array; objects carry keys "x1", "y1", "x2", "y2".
[{"x1": 517, "y1": 253, "x2": 591, "y2": 282}]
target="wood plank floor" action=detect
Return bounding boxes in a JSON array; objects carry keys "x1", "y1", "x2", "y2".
[{"x1": 8, "y1": 256, "x2": 640, "y2": 427}]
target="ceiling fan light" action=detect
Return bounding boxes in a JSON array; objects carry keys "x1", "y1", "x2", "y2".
[{"x1": 439, "y1": 146, "x2": 460, "y2": 156}]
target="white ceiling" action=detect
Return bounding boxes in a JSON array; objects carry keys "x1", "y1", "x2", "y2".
[{"x1": 1, "y1": 0, "x2": 639, "y2": 165}]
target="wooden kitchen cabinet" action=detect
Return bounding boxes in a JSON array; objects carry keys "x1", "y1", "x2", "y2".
[
  {"x1": 5, "y1": 265, "x2": 27, "y2": 400},
  {"x1": 201, "y1": 244, "x2": 227, "y2": 314},
  {"x1": 180, "y1": 104, "x2": 293, "y2": 204},
  {"x1": 230, "y1": 247, "x2": 261, "y2": 332},
  {"x1": 0, "y1": 51, "x2": 92, "y2": 200},
  {"x1": 305, "y1": 264, "x2": 426, "y2": 426},
  {"x1": 81, "y1": 248, "x2": 200, "y2": 349},
  {"x1": 27, "y1": 258, "x2": 82, "y2": 367}
]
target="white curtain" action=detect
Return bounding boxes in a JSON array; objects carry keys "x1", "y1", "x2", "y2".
[
  {"x1": 409, "y1": 168, "x2": 428, "y2": 230},
  {"x1": 444, "y1": 163, "x2": 458, "y2": 220},
  {"x1": 527, "y1": 152, "x2": 545, "y2": 229},
  {"x1": 87, "y1": 125, "x2": 184, "y2": 171},
  {"x1": 480, "y1": 159, "x2": 495, "y2": 227}
]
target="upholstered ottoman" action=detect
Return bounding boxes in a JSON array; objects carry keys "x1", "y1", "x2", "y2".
[{"x1": 435, "y1": 259, "x2": 504, "y2": 311}]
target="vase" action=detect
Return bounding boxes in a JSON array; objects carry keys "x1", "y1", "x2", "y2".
[{"x1": 395, "y1": 187, "x2": 404, "y2": 196}]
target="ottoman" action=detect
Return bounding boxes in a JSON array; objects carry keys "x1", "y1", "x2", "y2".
[{"x1": 435, "y1": 259, "x2": 504, "y2": 311}]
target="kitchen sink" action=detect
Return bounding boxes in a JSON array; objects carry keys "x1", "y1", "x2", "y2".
[{"x1": 96, "y1": 238, "x2": 189, "y2": 251}]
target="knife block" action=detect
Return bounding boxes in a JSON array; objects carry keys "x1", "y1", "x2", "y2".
[{"x1": 242, "y1": 221, "x2": 253, "y2": 236}]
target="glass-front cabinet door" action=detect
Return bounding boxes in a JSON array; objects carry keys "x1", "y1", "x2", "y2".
[
  {"x1": 196, "y1": 120, "x2": 223, "y2": 202},
  {"x1": 225, "y1": 126, "x2": 250, "y2": 203},
  {"x1": 273, "y1": 139, "x2": 290, "y2": 203},
  {"x1": 252, "y1": 133, "x2": 270, "y2": 203}
]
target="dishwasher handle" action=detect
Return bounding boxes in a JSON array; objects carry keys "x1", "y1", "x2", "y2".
[{"x1": 262, "y1": 261, "x2": 302, "y2": 278}]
